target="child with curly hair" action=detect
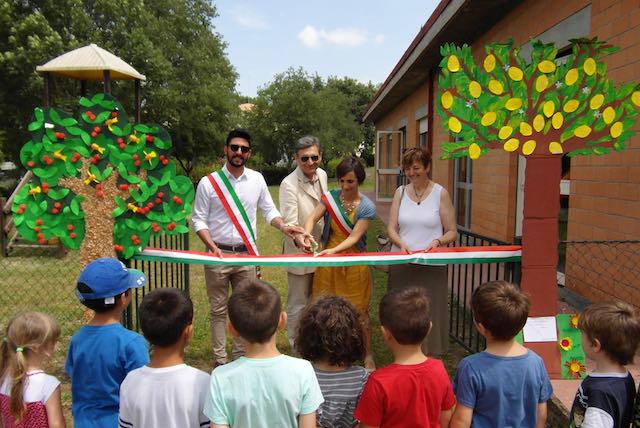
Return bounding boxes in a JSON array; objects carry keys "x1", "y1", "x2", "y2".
[{"x1": 296, "y1": 295, "x2": 368, "y2": 428}]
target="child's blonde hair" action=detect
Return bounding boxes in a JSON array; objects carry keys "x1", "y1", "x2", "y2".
[{"x1": 0, "y1": 312, "x2": 60, "y2": 422}]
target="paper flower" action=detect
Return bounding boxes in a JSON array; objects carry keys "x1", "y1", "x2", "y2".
[
  {"x1": 559, "y1": 337, "x2": 573, "y2": 351},
  {"x1": 565, "y1": 360, "x2": 586, "y2": 379},
  {"x1": 570, "y1": 314, "x2": 579, "y2": 328}
]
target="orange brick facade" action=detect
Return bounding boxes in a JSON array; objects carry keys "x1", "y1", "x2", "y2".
[{"x1": 373, "y1": 0, "x2": 640, "y2": 306}]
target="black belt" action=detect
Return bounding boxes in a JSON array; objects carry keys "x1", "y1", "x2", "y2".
[{"x1": 215, "y1": 242, "x2": 248, "y2": 252}]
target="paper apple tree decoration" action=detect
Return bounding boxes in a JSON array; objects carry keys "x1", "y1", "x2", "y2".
[{"x1": 12, "y1": 93, "x2": 194, "y2": 264}]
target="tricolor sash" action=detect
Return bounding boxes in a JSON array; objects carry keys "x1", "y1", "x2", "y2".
[
  {"x1": 322, "y1": 189, "x2": 354, "y2": 237},
  {"x1": 207, "y1": 170, "x2": 259, "y2": 255}
]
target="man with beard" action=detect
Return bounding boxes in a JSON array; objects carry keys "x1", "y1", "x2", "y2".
[{"x1": 192, "y1": 128, "x2": 305, "y2": 366}]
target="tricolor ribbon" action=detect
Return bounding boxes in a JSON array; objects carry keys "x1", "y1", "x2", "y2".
[
  {"x1": 322, "y1": 189, "x2": 354, "y2": 237},
  {"x1": 134, "y1": 245, "x2": 522, "y2": 267}
]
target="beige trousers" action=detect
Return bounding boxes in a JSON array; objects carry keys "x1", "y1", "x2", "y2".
[
  {"x1": 286, "y1": 272, "x2": 314, "y2": 349},
  {"x1": 204, "y1": 260, "x2": 256, "y2": 364}
]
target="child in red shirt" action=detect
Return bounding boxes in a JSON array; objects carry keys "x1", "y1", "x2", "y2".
[{"x1": 354, "y1": 287, "x2": 455, "y2": 428}]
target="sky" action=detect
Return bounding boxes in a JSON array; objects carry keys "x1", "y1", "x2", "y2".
[{"x1": 214, "y1": 0, "x2": 441, "y2": 98}]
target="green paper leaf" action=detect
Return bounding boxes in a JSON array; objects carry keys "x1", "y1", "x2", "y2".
[
  {"x1": 70, "y1": 198, "x2": 81, "y2": 216},
  {"x1": 79, "y1": 97, "x2": 94, "y2": 108},
  {"x1": 28, "y1": 121, "x2": 43, "y2": 132}
]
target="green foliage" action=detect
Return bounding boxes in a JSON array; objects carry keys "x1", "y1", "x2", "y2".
[
  {"x1": 245, "y1": 68, "x2": 375, "y2": 166},
  {"x1": 436, "y1": 38, "x2": 640, "y2": 159},
  {"x1": 12, "y1": 93, "x2": 194, "y2": 259},
  {"x1": 0, "y1": 0, "x2": 237, "y2": 173}
]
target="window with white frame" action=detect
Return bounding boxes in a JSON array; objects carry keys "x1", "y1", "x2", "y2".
[{"x1": 453, "y1": 156, "x2": 472, "y2": 229}]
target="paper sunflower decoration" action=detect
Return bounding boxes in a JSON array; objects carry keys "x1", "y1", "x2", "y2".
[
  {"x1": 559, "y1": 337, "x2": 573, "y2": 351},
  {"x1": 570, "y1": 314, "x2": 580, "y2": 328},
  {"x1": 565, "y1": 360, "x2": 586, "y2": 379}
]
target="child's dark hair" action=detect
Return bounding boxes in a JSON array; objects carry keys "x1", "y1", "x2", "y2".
[
  {"x1": 295, "y1": 296, "x2": 365, "y2": 366},
  {"x1": 76, "y1": 283, "x2": 128, "y2": 313},
  {"x1": 228, "y1": 279, "x2": 281, "y2": 344},
  {"x1": 138, "y1": 288, "x2": 193, "y2": 347},
  {"x1": 379, "y1": 287, "x2": 431, "y2": 344},
  {"x1": 0, "y1": 312, "x2": 60, "y2": 422},
  {"x1": 336, "y1": 156, "x2": 366, "y2": 184},
  {"x1": 579, "y1": 301, "x2": 640, "y2": 366},
  {"x1": 471, "y1": 280, "x2": 530, "y2": 341}
]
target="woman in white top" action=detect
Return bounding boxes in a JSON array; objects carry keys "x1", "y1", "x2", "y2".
[{"x1": 386, "y1": 147, "x2": 457, "y2": 356}]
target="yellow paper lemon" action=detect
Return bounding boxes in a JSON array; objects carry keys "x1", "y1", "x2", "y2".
[
  {"x1": 549, "y1": 142, "x2": 563, "y2": 154},
  {"x1": 533, "y1": 114, "x2": 545, "y2": 132},
  {"x1": 583, "y1": 57, "x2": 596, "y2": 76},
  {"x1": 602, "y1": 106, "x2": 616, "y2": 124},
  {"x1": 535, "y1": 75, "x2": 548, "y2": 93},
  {"x1": 469, "y1": 143, "x2": 481, "y2": 159},
  {"x1": 574, "y1": 125, "x2": 592, "y2": 138},
  {"x1": 504, "y1": 138, "x2": 519, "y2": 152},
  {"x1": 508, "y1": 66, "x2": 523, "y2": 81},
  {"x1": 543, "y1": 100, "x2": 555, "y2": 117},
  {"x1": 538, "y1": 60, "x2": 556, "y2": 73},
  {"x1": 484, "y1": 54, "x2": 496, "y2": 72},
  {"x1": 498, "y1": 126, "x2": 513, "y2": 140},
  {"x1": 632, "y1": 91, "x2": 640, "y2": 107},
  {"x1": 448, "y1": 55, "x2": 461, "y2": 72},
  {"x1": 552, "y1": 112, "x2": 564, "y2": 129},
  {"x1": 563, "y1": 99, "x2": 579, "y2": 113},
  {"x1": 488, "y1": 80, "x2": 504, "y2": 95},
  {"x1": 481, "y1": 112, "x2": 497, "y2": 126},
  {"x1": 520, "y1": 122, "x2": 533, "y2": 136},
  {"x1": 469, "y1": 81, "x2": 482, "y2": 98},
  {"x1": 610, "y1": 121, "x2": 623, "y2": 138},
  {"x1": 565, "y1": 68, "x2": 579, "y2": 86},
  {"x1": 441, "y1": 91, "x2": 453, "y2": 109},
  {"x1": 449, "y1": 116, "x2": 462, "y2": 133},
  {"x1": 590, "y1": 94, "x2": 604, "y2": 110},
  {"x1": 506, "y1": 98, "x2": 523, "y2": 111},
  {"x1": 522, "y1": 140, "x2": 536, "y2": 155}
]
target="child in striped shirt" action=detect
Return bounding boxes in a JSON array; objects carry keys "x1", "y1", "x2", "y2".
[{"x1": 296, "y1": 296, "x2": 368, "y2": 428}]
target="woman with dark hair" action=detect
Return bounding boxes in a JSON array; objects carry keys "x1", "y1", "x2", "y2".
[
  {"x1": 297, "y1": 156, "x2": 376, "y2": 369},
  {"x1": 387, "y1": 147, "x2": 457, "y2": 356}
]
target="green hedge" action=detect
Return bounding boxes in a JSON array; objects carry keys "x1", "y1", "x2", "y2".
[{"x1": 261, "y1": 165, "x2": 293, "y2": 185}]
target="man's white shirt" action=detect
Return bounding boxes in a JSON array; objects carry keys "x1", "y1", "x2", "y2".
[{"x1": 192, "y1": 164, "x2": 281, "y2": 245}]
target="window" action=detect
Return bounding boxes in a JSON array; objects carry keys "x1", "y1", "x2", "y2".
[
  {"x1": 453, "y1": 156, "x2": 472, "y2": 229},
  {"x1": 418, "y1": 117, "x2": 428, "y2": 149}
]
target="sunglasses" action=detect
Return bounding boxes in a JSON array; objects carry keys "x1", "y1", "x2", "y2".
[
  {"x1": 300, "y1": 155, "x2": 319, "y2": 162},
  {"x1": 229, "y1": 144, "x2": 251, "y2": 154}
]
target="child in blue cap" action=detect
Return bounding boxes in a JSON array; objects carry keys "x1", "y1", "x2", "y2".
[{"x1": 65, "y1": 258, "x2": 149, "y2": 428}]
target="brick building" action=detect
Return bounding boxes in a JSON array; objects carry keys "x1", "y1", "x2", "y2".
[{"x1": 365, "y1": 0, "x2": 640, "y2": 306}]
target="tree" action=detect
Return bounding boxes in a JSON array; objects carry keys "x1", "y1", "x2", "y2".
[
  {"x1": 0, "y1": 0, "x2": 237, "y2": 174},
  {"x1": 11, "y1": 93, "x2": 194, "y2": 264},
  {"x1": 436, "y1": 38, "x2": 640, "y2": 376},
  {"x1": 246, "y1": 68, "x2": 367, "y2": 166}
]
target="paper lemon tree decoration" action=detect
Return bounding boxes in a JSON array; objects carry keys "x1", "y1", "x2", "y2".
[
  {"x1": 437, "y1": 38, "x2": 640, "y2": 159},
  {"x1": 12, "y1": 93, "x2": 194, "y2": 264}
]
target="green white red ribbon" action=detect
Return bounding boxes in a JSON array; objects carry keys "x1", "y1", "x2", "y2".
[
  {"x1": 134, "y1": 245, "x2": 521, "y2": 267},
  {"x1": 207, "y1": 170, "x2": 259, "y2": 255}
]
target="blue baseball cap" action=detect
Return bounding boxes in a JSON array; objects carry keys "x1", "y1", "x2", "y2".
[{"x1": 76, "y1": 258, "x2": 146, "y2": 302}]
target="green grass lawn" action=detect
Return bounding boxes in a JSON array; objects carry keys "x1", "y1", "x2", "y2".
[{"x1": 1, "y1": 182, "x2": 468, "y2": 424}]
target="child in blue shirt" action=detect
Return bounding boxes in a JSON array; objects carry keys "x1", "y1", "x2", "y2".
[
  {"x1": 451, "y1": 280, "x2": 553, "y2": 428},
  {"x1": 65, "y1": 258, "x2": 149, "y2": 427}
]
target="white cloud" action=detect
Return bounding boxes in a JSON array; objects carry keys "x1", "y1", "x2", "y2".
[
  {"x1": 230, "y1": 6, "x2": 269, "y2": 30},
  {"x1": 298, "y1": 26, "x2": 372, "y2": 48},
  {"x1": 298, "y1": 25, "x2": 321, "y2": 48}
]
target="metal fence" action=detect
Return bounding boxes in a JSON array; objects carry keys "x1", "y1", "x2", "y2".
[
  {"x1": 0, "y1": 233, "x2": 190, "y2": 337},
  {"x1": 448, "y1": 230, "x2": 521, "y2": 353}
]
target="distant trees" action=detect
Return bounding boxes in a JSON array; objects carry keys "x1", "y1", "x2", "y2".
[
  {"x1": 0, "y1": 0, "x2": 237, "y2": 176},
  {"x1": 245, "y1": 68, "x2": 377, "y2": 166}
]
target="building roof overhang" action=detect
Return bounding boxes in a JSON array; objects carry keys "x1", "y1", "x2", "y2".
[{"x1": 363, "y1": 0, "x2": 523, "y2": 123}]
